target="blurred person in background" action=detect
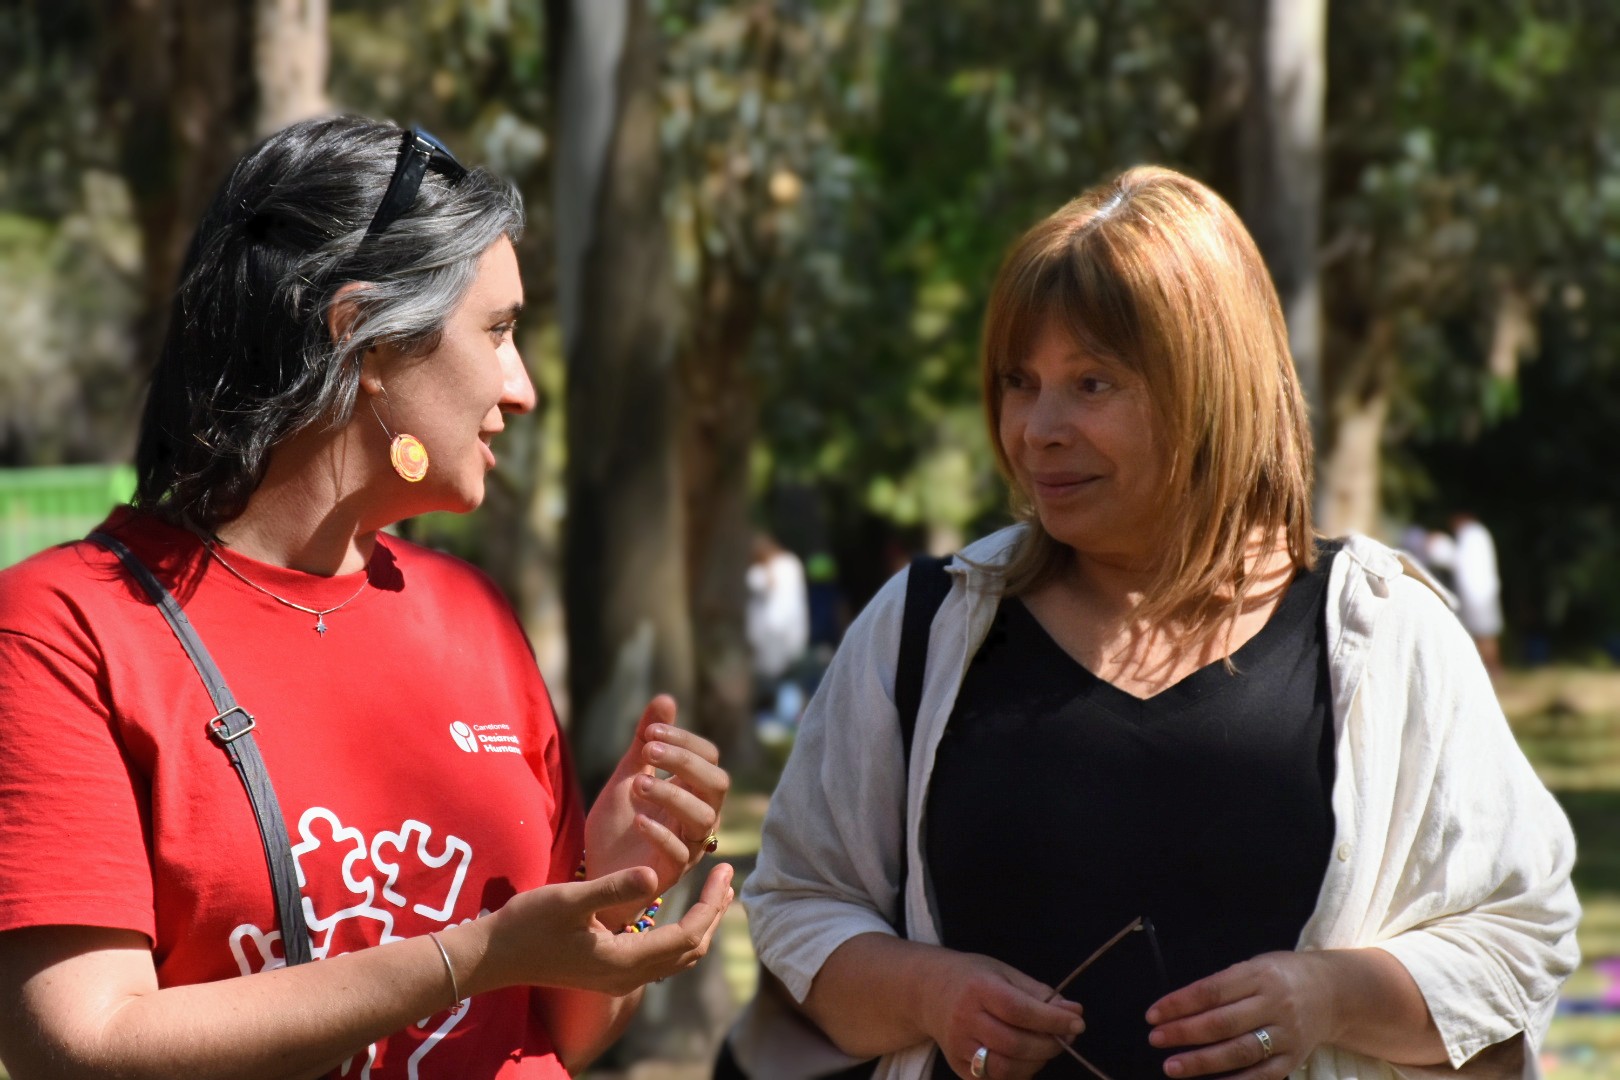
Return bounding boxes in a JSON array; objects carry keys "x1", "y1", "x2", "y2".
[
  {"x1": 1422, "y1": 513, "x2": 1504, "y2": 678},
  {"x1": 748, "y1": 531, "x2": 812, "y2": 735},
  {"x1": 739, "y1": 167, "x2": 1577, "y2": 1079},
  {"x1": 0, "y1": 116, "x2": 732, "y2": 1079}
]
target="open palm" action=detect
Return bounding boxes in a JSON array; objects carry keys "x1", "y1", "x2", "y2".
[{"x1": 583, "y1": 695, "x2": 727, "y2": 925}]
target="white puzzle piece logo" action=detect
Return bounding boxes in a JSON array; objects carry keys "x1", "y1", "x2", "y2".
[
  {"x1": 371, "y1": 820, "x2": 472, "y2": 922},
  {"x1": 227, "y1": 806, "x2": 478, "y2": 1076}
]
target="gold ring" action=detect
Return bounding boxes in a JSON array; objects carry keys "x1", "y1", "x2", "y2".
[{"x1": 702, "y1": 834, "x2": 719, "y2": 853}]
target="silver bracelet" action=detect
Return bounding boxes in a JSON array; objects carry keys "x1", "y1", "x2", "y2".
[{"x1": 426, "y1": 931, "x2": 463, "y2": 1015}]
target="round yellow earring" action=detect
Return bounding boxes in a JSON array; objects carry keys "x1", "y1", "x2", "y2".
[{"x1": 389, "y1": 434, "x2": 429, "y2": 482}]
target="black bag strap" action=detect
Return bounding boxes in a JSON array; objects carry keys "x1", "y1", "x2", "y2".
[
  {"x1": 891, "y1": 554, "x2": 953, "y2": 939},
  {"x1": 895, "y1": 555, "x2": 953, "y2": 759},
  {"x1": 87, "y1": 530, "x2": 313, "y2": 967},
  {"x1": 714, "y1": 554, "x2": 957, "y2": 1080}
]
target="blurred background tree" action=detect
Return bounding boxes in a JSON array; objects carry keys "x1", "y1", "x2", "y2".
[
  {"x1": 4, "y1": 0, "x2": 1620, "y2": 1068},
  {"x1": 1322, "y1": 0, "x2": 1620, "y2": 657}
]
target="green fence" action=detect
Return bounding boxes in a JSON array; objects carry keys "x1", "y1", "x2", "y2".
[{"x1": 0, "y1": 465, "x2": 137, "y2": 569}]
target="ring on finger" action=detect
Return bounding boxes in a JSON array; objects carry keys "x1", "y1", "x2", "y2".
[
  {"x1": 970, "y1": 1045, "x2": 989, "y2": 1078},
  {"x1": 1253, "y1": 1027, "x2": 1274, "y2": 1059},
  {"x1": 702, "y1": 833, "x2": 719, "y2": 853}
]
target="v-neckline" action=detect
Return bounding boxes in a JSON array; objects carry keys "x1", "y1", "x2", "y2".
[{"x1": 1003, "y1": 543, "x2": 1335, "y2": 710}]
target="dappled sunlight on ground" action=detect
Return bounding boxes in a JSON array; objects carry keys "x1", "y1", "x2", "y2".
[{"x1": 1468, "y1": 668, "x2": 1620, "y2": 1075}]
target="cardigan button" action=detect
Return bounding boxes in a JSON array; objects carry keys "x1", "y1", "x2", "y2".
[{"x1": 1337, "y1": 843, "x2": 1352, "y2": 862}]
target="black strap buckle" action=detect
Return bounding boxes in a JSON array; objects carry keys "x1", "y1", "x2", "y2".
[{"x1": 207, "y1": 706, "x2": 257, "y2": 744}]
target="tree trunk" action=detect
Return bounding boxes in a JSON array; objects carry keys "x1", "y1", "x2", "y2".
[
  {"x1": 550, "y1": 4, "x2": 728, "y2": 1064},
  {"x1": 102, "y1": 0, "x2": 328, "y2": 377},
  {"x1": 551, "y1": 0, "x2": 692, "y2": 793},
  {"x1": 254, "y1": 0, "x2": 330, "y2": 138},
  {"x1": 680, "y1": 260, "x2": 764, "y2": 768},
  {"x1": 102, "y1": 0, "x2": 256, "y2": 377},
  {"x1": 1318, "y1": 320, "x2": 1394, "y2": 536},
  {"x1": 1239, "y1": 0, "x2": 1330, "y2": 492}
]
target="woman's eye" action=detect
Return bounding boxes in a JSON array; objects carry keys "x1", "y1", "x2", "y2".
[
  {"x1": 1001, "y1": 372, "x2": 1031, "y2": 391},
  {"x1": 491, "y1": 323, "x2": 516, "y2": 343},
  {"x1": 1079, "y1": 376, "x2": 1113, "y2": 394}
]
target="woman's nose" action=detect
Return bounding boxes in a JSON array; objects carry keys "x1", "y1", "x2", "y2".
[
  {"x1": 1023, "y1": 387, "x2": 1074, "y2": 446},
  {"x1": 501, "y1": 346, "x2": 538, "y2": 415}
]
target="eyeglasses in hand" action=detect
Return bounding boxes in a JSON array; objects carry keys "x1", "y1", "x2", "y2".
[{"x1": 1043, "y1": 915, "x2": 1164, "y2": 1080}]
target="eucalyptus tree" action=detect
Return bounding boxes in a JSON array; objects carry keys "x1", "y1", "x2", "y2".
[
  {"x1": 660, "y1": 0, "x2": 895, "y2": 763},
  {"x1": 1323, "y1": 0, "x2": 1620, "y2": 648}
]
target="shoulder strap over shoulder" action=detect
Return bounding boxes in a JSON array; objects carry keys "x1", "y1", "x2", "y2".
[
  {"x1": 715, "y1": 556, "x2": 954, "y2": 1080},
  {"x1": 891, "y1": 553, "x2": 953, "y2": 941},
  {"x1": 895, "y1": 554, "x2": 953, "y2": 762},
  {"x1": 87, "y1": 530, "x2": 314, "y2": 967}
]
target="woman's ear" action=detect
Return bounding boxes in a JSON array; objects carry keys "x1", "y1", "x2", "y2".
[
  {"x1": 357, "y1": 359, "x2": 385, "y2": 399},
  {"x1": 330, "y1": 282, "x2": 387, "y2": 396},
  {"x1": 327, "y1": 281, "x2": 369, "y2": 350}
]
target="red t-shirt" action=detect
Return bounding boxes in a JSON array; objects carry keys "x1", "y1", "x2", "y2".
[{"x1": 0, "y1": 509, "x2": 584, "y2": 1077}]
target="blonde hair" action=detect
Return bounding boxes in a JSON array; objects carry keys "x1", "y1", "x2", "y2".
[{"x1": 981, "y1": 165, "x2": 1315, "y2": 640}]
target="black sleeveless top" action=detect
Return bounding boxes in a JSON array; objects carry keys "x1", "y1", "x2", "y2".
[{"x1": 925, "y1": 543, "x2": 1340, "y2": 1078}]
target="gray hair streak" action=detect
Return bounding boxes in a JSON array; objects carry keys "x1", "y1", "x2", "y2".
[{"x1": 135, "y1": 114, "x2": 524, "y2": 529}]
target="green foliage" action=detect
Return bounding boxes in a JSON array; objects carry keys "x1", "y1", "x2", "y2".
[
  {"x1": 0, "y1": 198, "x2": 141, "y2": 466},
  {"x1": 0, "y1": 4, "x2": 116, "y2": 220},
  {"x1": 1327, "y1": 2, "x2": 1620, "y2": 437},
  {"x1": 735, "y1": 0, "x2": 1620, "y2": 640},
  {"x1": 327, "y1": 0, "x2": 560, "y2": 571},
  {"x1": 752, "y1": 0, "x2": 1220, "y2": 537},
  {"x1": 0, "y1": 5, "x2": 140, "y2": 466},
  {"x1": 2, "y1": 0, "x2": 1619, "y2": 642},
  {"x1": 1327, "y1": 1, "x2": 1620, "y2": 648},
  {"x1": 329, "y1": 0, "x2": 549, "y2": 176}
]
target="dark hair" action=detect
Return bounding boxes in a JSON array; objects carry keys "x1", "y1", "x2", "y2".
[{"x1": 133, "y1": 115, "x2": 524, "y2": 529}]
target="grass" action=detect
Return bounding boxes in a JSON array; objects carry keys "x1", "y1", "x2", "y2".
[
  {"x1": 1494, "y1": 668, "x2": 1620, "y2": 1074},
  {"x1": 714, "y1": 790, "x2": 771, "y2": 1007}
]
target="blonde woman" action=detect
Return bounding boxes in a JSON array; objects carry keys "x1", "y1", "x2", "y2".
[{"x1": 741, "y1": 167, "x2": 1577, "y2": 1080}]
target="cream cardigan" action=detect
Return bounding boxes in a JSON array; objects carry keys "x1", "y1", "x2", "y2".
[{"x1": 742, "y1": 527, "x2": 1579, "y2": 1079}]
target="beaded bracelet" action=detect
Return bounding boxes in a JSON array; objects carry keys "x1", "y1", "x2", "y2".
[
  {"x1": 576, "y1": 856, "x2": 664, "y2": 933},
  {"x1": 623, "y1": 894, "x2": 663, "y2": 934}
]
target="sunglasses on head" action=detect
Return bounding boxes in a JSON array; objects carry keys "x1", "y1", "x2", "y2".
[{"x1": 367, "y1": 127, "x2": 469, "y2": 236}]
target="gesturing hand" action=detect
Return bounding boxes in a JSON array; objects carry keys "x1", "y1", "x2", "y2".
[
  {"x1": 922, "y1": 952, "x2": 1087, "y2": 1080},
  {"x1": 1146, "y1": 951, "x2": 1335, "y2": 1078},
  {"x1": 484, "y1": 863, "x2": 734, "y2": 998},
  {"x1": 585, "y1": 695, "x2": 729, "y2": 909}
]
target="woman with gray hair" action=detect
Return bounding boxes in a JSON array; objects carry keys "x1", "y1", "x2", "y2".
[{"x1": 0, "y1": 115, "x2": 731, "y2": 1079}]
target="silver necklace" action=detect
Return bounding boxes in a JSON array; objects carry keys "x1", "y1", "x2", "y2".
[{"x1": 201, "y1": 541, "x2": 370, "y2": 637}]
